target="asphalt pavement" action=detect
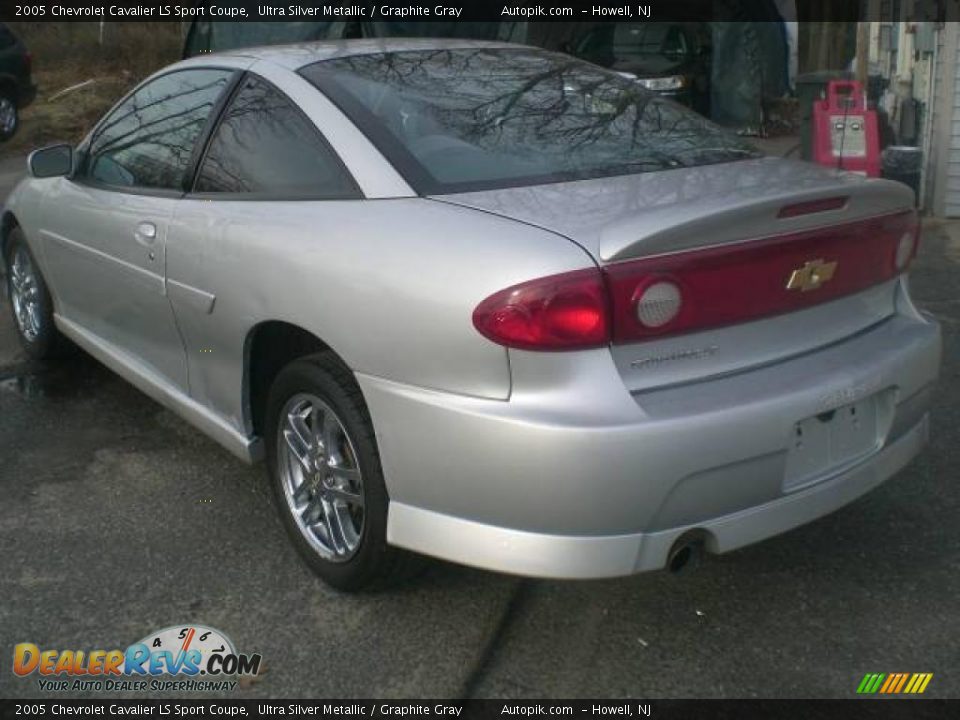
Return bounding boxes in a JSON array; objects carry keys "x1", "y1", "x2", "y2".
[{"x1": 0, "y1": 155, "x2": 957, "y2": 700}]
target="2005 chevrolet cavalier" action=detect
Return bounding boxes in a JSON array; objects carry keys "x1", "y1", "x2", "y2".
[{"x1": 3, "y1": 40, "x2": 941, "y2": 589}]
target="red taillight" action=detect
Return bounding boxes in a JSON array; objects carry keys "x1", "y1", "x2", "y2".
[
  {"x1": 472, "y1": 268, "x2": 610, "y2": 351},
  {"x1": 474, "y1": 210, "x2": 917, "y2": 351},
  {"x1": 606, "y1": 210, "x2": 918, "y2": 343}
]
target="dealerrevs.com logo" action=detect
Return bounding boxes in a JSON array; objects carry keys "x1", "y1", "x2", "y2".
[{"x1": 13, "y1": 625, "x2": 263, "y2": 692}]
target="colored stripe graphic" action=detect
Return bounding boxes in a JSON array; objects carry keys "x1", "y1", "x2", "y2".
[
  {"x1": 857, "y1": 673, "x2": 886, "y2": 694},
  {"x1": 880, "y1": 673, "x2": 904, "y2": 693},
  {"x1": 906, "y1": 673, "x2": 934, "y2": 694},
  {"x1": 893, "y1": 673, "x2": 910, "y2": 693},
  {"x1": 879, "y1": 674, "x2": 897, "y2": 693},
  {"x1": 857, "y1": 673, "x2": 933, "y2": 694}
]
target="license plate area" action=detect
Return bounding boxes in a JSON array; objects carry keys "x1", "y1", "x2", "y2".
[{"x1": 783, "y1": 391, "x2": 891, "y2": 492}]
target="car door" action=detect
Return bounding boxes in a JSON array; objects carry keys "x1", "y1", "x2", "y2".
[
  {"x1": 165, "y1": 71, "x2": 362, "y2": 426},
  {"x1": 39, "y1": 68, "x2": 236, "y2": 392}
]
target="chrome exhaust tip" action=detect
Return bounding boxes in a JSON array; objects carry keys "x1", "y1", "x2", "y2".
[{"x1": 666, "y1": 534, "x2": 705, "y2": 575}]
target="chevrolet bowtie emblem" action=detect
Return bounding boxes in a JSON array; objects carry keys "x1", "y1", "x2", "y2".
[{"x1": 786, "y1": 259, "x2": 838, "y2": 292}]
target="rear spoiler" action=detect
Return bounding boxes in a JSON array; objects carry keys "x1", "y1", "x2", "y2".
[{"x1": 598, "y1": 174, "x2": 915, "y2": 263}]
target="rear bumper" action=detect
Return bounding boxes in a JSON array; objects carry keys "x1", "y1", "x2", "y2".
[
  {"x1": 387, "y1": 413, "x2": 929, "y2": 578},
  {"x1": 360, "y1": 311, "x2": 940, "y2": 579}
]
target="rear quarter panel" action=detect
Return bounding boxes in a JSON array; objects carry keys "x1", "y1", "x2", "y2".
[{"x1": 165, "y1": 197, "x2": 595, "y2": 432}]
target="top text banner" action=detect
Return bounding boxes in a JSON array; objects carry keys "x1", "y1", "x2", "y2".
[{"x1": 2, "y1": 0, "x2": 943, "y2": 23}]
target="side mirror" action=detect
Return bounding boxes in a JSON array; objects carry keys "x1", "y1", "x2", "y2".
[{"x1": 28, "y1": 143, "x2": 73, "y2": 179}]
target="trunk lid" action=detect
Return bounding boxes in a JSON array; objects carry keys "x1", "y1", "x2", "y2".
[{"x1": 434, "y1": 157, "x2": 917, "y2": 391}]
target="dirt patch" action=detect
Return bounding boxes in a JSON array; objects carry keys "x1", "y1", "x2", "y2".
[
  {"x1": 4, "y1": 70, "x2": 135, "y2": 155},
  {"x1": 1, "y1": 22, "x2": 182, "y2": 156}
]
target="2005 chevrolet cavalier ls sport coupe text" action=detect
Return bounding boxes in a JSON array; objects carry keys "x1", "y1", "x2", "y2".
[{"x1": 2, "y1": 40, "x2": 941, "y2": 589}]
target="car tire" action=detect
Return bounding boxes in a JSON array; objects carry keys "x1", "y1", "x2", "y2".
[
  {"x1": 4, "y1": 228, "x2": 63, "y2": 360},
  {"x1": 0, "y1": 92, "x2": 18, "y2": 141},
  {"x1": 265, "y1": 352, "x2": 419, "y2": 591}
]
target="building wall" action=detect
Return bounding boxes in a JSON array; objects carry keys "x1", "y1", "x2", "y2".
[
  {"x1": 867, "y1": 11, "x2": 956, "y2": 216},
  {"x1": 925, "y1": 20, "x2": 948, "y2": 213},
  {"x1": 929, "y1": 17, "x2": 960, "y2": 216},
  {"x1": 941, "y1": 26, "x2": 960, "y2": 216}
]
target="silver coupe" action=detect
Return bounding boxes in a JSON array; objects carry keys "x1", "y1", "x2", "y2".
[{"x1": 2, "y1": 40, "x2": 941, "y2": 589}]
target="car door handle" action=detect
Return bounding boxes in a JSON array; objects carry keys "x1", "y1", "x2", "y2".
[{"x1": 135, "y1": 222, "x2": 157, "y2": 246}]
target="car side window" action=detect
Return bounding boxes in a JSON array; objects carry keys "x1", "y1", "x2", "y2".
[
  {"x1": 83, "y1": 69, "x2": 234, "y2": 191},
  {"x1": 194, "y1": 75, "x2": 359, "y2": 199}
]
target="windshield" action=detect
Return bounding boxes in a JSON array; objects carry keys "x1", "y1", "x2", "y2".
[{"x1": 300, "y1": 48, "x2": 758, "y2": 195}]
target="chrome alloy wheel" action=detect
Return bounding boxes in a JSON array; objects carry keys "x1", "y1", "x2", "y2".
[
  {"x1": 277, "y1": 393, "x2": 365, "y2": 562},
  {"x1": 9, "y1": 245, "x2": 41, "y2": 342},
  {"x1": 0, "y1": 96, "x2": 15, "y2": 136}
]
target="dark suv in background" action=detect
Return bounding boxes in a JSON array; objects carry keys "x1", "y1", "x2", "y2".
[
  {"x1": 0, "y1": 23, "x2": 35, "y2": 141},
  {"x1": 568, "y1": 22, "x2": 711, "y2": 115}
]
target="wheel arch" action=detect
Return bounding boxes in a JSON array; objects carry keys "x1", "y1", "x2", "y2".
[
  {"x1": 243, "y1": 320, "x2": 358, "y2": 440},
  {"x1": 1, "y1": 211, "x2": 20, "y2": 269},
  {"x1": 0, "y1": 74, "x2": 17, "y2": 99}
]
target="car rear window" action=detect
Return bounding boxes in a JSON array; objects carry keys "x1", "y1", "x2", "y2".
[{"x1": 300, "y1": 48, "x2": 759, "y2": 195}]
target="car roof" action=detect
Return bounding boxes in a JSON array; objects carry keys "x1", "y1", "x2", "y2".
[{"x1": 178, "y1": 38, "x2": 524, "y2": 72}]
